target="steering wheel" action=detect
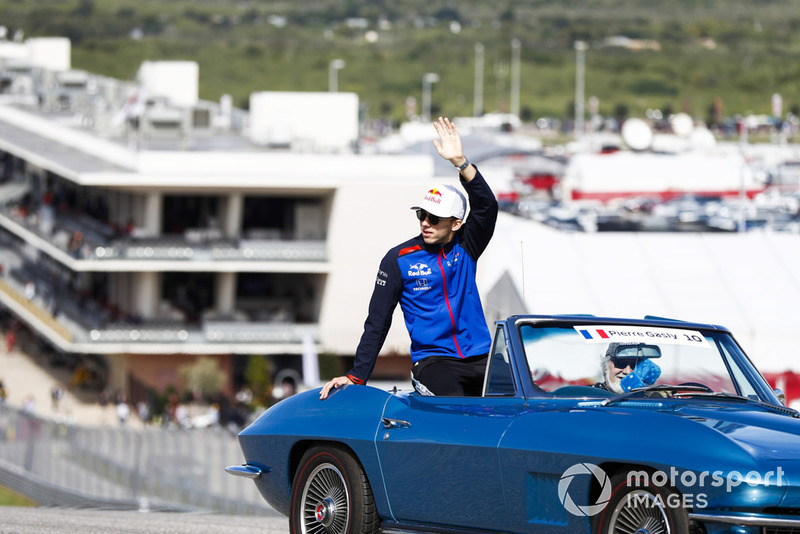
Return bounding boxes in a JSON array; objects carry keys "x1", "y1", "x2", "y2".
[{"x1": 677, "y1": 382, "x2": 713, "y2": 393}]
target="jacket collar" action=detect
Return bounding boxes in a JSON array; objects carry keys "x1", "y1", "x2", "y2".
[{"x1": 416, "y1": 232, "x2": 459, "y2": 255}]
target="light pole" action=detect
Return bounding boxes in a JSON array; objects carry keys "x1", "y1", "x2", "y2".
[
  {"x1": 474, "y1": 43, "x2": 484, "y2": 117},
  {"x1": 574, "y1": 41, "x2": 587, "y2": 139},
  {"x1": 510, "y1": 38, "x2": 521, "y2": 118},
  {"x1": 329, "y1": 59, "x2": 345, "y2": 92},
  {"x1": 422, "y1": 72, "x2": 439, "y2": 122}
]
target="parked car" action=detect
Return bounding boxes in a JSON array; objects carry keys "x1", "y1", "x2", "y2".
[{"x1": 227, "y1": 314, "x2": 800, "y2": 534}]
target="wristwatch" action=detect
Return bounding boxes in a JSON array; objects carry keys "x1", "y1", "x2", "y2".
[{"x1": 457, "y1": 157, "x2": 470, "y2": 172}]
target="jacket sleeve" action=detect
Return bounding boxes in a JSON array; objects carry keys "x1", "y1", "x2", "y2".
[
  {"x1": 346, "y1": 250, "x2": 402, "y2": 385},
  {"x1": 460, "y1": 166, "x2": 499, "y2": 260}
]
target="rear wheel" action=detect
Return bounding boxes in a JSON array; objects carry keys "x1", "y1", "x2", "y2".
[
  {"x1": 290, "y1": 445, "x2": 379, "y2": 534},
  {"x1": 594, "y1": 471, "x2": 689, "y2": 534}
]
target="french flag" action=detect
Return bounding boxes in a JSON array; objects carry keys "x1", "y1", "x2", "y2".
[{"x1": 579, "y1": 328, "x2": 609, "y2": 340}]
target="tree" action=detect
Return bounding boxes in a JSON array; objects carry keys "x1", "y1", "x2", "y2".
[
  {"x1": 178, "y1": 357, "x2": 226, "y2": 399},
  {"x1": 244, "y1": 355, "x2": 273, "y2": 406},
  {"x1": 72, "y1": 0, "x2": 95, "y2": 18}
]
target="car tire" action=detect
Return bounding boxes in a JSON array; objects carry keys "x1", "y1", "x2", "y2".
[
  {"x1": 593, "y1": 470, "x2": 689, "y2": 534},
  {"x1": 290, "y1": 445, "x2": 379, "y2": 534}
]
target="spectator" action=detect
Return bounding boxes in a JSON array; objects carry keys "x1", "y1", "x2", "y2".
[
  {"x1": 5, "y1": 328, "x2": 15, "y2": 353},
  {"x1": 235, "y1": 386, "x2": 252, "y2": 405},
  {"x1": 116, "y1": 396, "x2": 130, "y2": 426},
  {"x1": 24, "y1": 281, "x2": 35, "y2": 300},
  {"x1": 68, "y1": 230, "x2": 84, "y2": 258},
  {"x1": 51, "y1": 383, "x2": 64, "y2": 412},
  {"x1": 22, "y1": 394, "x2": 35, "y2": 413},
  {"x1": 137, "y1": 401, "x2": 151, "y2": 425}
]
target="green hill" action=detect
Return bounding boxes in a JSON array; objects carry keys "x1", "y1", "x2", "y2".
[{"x1": 2, "y1": 0, "x2": 799, "y2": 126}]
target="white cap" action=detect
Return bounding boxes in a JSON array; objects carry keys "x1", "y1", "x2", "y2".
[{"x1": 410, "y1": 184, "x2": 467, "y2": 220}]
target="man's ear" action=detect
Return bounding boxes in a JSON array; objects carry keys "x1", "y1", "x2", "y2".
[{"x1": 451, "y1": 219, "x2": 464, "y2": 231}]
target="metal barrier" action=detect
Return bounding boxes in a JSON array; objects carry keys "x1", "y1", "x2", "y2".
[{"x1": 0, "y1": 404, "x2": 276, "y2": 516}]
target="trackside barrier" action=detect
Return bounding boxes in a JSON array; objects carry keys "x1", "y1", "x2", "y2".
[{"x1": 0, "y1": 404, "x2": 276, "y2": 516}]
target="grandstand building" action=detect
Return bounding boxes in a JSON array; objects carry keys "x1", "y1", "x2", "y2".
[{"x1": 0, "y1": 37, "x2": 435, "y2": 399}]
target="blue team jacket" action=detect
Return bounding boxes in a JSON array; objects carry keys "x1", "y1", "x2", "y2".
[{"x1": 347, "y1": 169, "x2": 498, "y2": 385}]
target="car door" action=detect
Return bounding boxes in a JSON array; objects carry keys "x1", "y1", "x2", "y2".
[
  {"x1": 375, "y1": 324, "x2": 526, "y2": 530},
  {"x1": 376, "y1": 394, "x2": 524, "y2": 530},
  {"x1": 496, "y1": 404, "x2": 600, "y2": 533}
]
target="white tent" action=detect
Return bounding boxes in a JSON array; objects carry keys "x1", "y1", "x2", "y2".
[{"x1": 481, "y1": 213, "x2": 800, "y2": 372}]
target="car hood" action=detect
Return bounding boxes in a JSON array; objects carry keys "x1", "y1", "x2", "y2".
[
  {"x1": 546, "y1": 398, "x2": 800, "y2": 492},
  {"x1": 668, "y1": 402, "x2": 800, "y2": 460}
]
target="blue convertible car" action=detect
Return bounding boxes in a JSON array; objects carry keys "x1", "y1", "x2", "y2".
[{"x1": 227, "y1": 315, "x2": 800, "y2": 534}]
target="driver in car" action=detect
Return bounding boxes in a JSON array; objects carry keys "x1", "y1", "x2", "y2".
[{"x1": 595, "y1": 342, "x2": 661, "y2": 394}]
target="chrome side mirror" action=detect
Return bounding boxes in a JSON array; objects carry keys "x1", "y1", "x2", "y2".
[{"x1": 774, "y1": 388, "x2": 787, "y2": 406}]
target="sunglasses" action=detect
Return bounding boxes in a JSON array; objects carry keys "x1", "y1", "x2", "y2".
[
  {"x1": 416, "y1": 209, "x2": 453, "y2": 226},
  {"x1": 611, "y1": 357, "x2": 639, "y2": 370}
]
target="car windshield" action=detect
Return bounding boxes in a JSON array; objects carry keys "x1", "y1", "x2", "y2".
[{"x1": 519, "y1": 322, "x2": 763, "y2": 399}]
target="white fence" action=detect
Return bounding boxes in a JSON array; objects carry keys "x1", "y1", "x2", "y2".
[{"x1": 0, "y1": 404, "x2": 277, "y2": 516}]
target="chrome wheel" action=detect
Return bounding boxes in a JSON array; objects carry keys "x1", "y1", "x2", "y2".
[
  {"x1": 606, "y1": 490, "x2": 670, "y2": 534},
  {"x1": 300, "y1": 463, "x2": 351, "y2": 534},
  {"x1": 291, "y1": 446, "x2": 378, "y2": 534}
]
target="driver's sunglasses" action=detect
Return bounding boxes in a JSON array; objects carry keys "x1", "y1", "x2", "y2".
[
  {"x1": 611, "y1": 357, "x2": 639, "y2": 370},
  {"x1": 416, "y1": 209, "x2": 452, "y2": 226}
]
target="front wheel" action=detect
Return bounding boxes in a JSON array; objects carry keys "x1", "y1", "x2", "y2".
[
  {"x1": 593, "y1": 471, "x2": 689, "y2": 534},
  {"x1": 290, "y1": 445, "x2": 379, "y2": 534}
]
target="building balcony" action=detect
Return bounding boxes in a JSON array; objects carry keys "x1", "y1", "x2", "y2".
[
  {"x1": 0, "y1": 267, "x2": 320, "y2": 355},
  {"x1": 0, "y1": 206, "x2": 328, "y2": 267},
  {"x1": 95, "y1": 238, "x2": 326, "y2": 262}
]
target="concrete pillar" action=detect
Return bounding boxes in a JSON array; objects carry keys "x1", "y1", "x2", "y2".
[
  {"x1": 143, "y1": 191, "x2": 162, "y2": 236},
  {"x1": 216, "y1": 272, "x2": 236, "y2": 316},
  {"x1": 132, "y1": 271, "x2": 160, "y2": 318},
  {"x1": 107, "y1": 353, "x2": 130, "y2": 397},
  {"x1": 224, "y1": 192, "x2": 243, "y2": 237}
]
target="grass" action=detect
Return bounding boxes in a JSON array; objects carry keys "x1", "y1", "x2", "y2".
[{"x1": 0, "y1": 485, "x2": 36, "y2": 507}]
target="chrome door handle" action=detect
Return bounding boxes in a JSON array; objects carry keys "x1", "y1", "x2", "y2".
[{"x1": 381, "y1": 418, "x2": 411, "y2": 429}]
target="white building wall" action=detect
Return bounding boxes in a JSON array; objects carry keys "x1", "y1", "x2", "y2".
[
  {"x1": 137, "y1": 61, "x2": 199, "y2": 108},
  {"x1": 0, "y1": 42, "x2": 28, "y2": 62},
  {"x1": 27, "y1": 37, "x2": 71, "y2": 71},
  {"x1": 249, "y1": 91, "x2": 359, "y2": 152},
  {"x1": 320, "y1": 175, "x2": 438, "y2": 356}
]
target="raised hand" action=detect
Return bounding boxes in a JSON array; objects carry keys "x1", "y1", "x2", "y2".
[
  {"x1": 432, "y1": 117, "x2": 463, "y2": 162},
  {"x1": 433, "y1": 116, "x2": 474, "y2": 179}
]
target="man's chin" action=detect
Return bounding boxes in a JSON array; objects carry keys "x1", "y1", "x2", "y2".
[{"x1": 605, "y1": 377, "x2": 624, "y2": 394}]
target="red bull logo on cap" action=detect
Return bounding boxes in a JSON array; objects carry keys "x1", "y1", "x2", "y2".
[{"x1": 425, "y1": 188, "x2": 443, "y2": 203}]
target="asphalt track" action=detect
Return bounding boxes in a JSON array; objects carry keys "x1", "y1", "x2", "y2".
[{"x1": 1, "y1": 507, "x2": 290, "y2": 534}]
